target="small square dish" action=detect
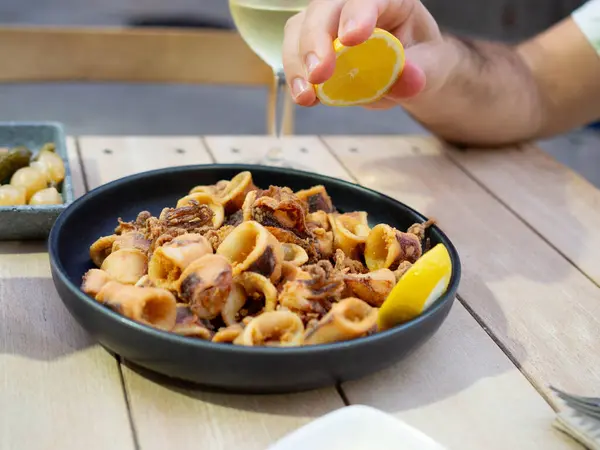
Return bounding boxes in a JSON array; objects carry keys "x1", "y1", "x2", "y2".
[
  {"x1": 0, "y1": 121, "x2": 74, "y2": 240},
  {"x1": 268, "y1": 405, "x2": 447, "y2": 450}
]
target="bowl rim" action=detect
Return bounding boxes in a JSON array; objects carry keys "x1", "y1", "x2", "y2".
[{"x1": 49, "y1": 163, "x2": 462, "y2": 356}]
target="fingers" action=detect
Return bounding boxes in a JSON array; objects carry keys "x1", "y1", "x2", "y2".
[
  {"x1": 299, "y1": 0, "x2": 346, "y2": 84},
  {"x1": 282, "y1": 12, "x2": 317, "y2": 106},
  {"x1": 282, "y1": 0, "x2": 436, "y2": 108},
  {"x1": 338, "y1": 0, "x2": 389, "y2": 46},
  {"x1": 283, "y1": 0, "x2": 346, "y2": 105},
  {"x1": 339, "y1": 0, "x2": 438, "y2": 46}
]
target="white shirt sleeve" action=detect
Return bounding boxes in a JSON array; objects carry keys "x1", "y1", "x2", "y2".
[{"x1": 572, "y1": 0, "x2": 600, "y2": 56}]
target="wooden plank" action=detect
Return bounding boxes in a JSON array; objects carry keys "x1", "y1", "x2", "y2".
[
  {"x1": 205, "y1": 135, "x2": 578, "y2": 450},
  {"x1": 77, "y1": 135, "x2": 345, "y2": 450},
  {"x1": 77, "y1": 136, "x2": 212, "y2": 187},
  {"x1": 322, "y1": 136, "x2": 600, "y2": 405},
  {"x1": 121, "y1": 371, "x2": 342, "y2": 450},
  {"x1": 203, "y1": 136, "x2": 353, "y2": 182},
  {"x1": 0, "y1": 140, "x2": 135, "y2": 450},
  {"x1": 345, "y1": 304, "x2": 577, "y2": 450},
  {"x1": 0, "y1": 27, "x2": 271, "y2": 85},
  {"x1": 447, "y1": 144, "x2": 600, "y2": 285}
]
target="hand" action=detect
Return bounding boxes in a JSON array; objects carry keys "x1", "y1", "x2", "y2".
[{"x1": 282, "y1": 0, "x2": 444, "y2": 109}]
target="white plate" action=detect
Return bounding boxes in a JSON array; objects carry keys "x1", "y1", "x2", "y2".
[{"x1": 268, "y1": 405, "x2": 447, "y2": 450}]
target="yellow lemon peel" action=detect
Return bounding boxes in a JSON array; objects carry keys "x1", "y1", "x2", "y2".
[{"x1": 377, "y1": 244, "x2": 452, "y2": 330}]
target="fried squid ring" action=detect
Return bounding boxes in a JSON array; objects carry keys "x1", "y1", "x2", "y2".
[
  {"x1": 237, "y1": 271, "x2": 278, "y2": 313},
  {"x1": 81, "y1": 268, "x2": 112, "y2": 297},
  {"x1": 364, "y1": 224, "x2": 399, "y2": 271},
  {"x1": 148, "y1": 233, "x2": 213, "y2": 290},
  {"x1": 176, "y1": 254, "x2": 233, "y2": 319},
  {"x1": 328, "y1": 212, "x2": 370, "y2": 260},
  {"x1": 364, "y1": 225, "x2": 422, "y2": 268},
  {"x1": 265, "y1": 226, "x2": 322, "y2": 264},
  {"x1": 100, "y1": 248, "x2": 147, "y2": 285},
  {"x1": 218, "y1": 171, "x2": 257, "y2": 214},
  {"x1": 252, "y1": 186, "x2": 311, "y2": 238},
  {"x1": 221, "y1": 283, "x2": 247, "y2": 326},
  {"x1": 96, "y1": 281, "x2": 177, "y2": 331},
  {"x1": 304, "y1": 298, "x2": 377, "y2": 345},
  {"x1": 212, "y1": 324, "x2": 244, "y2": 343},
  {"x1": 343, "y1": 269, "x2": 396, "y2": 307},
  {"x1": 189, "y1": 179, "x2": 229, "y2": 196},
  {"x1": 176, "y1": 193, "x2": 226, "y2": 228},
  {"x1": 89, "y1": 235, "x2": 117, "y2": 267},
  {"x1": 134, "y1": 275, "x2": 154, "y2": 288},
  {"x1": 189, "y1": 185, "x2": 215, "y2": 195},
  {"x1": 364, "y1": 224, "x2": 422, "y2": 271},
  {"x1": 395, "y1": 231, "x2": 423, "y2": 264},
  {"x1": 216, "y1": 221, "x2": 283, "y2": 282},
  {"x1": 241, "y1": 190, "x2": 257, "y2": 222},
  {"x1": 171, "y1": 305, "x2": 214, "y2": 339},
  {"x1": 295, "y1": 185, "x2": 334, "y2": 213},
  {"x1": 306, "y1": 210, "x2": 331, "y2": 231},
  {"x1": 235, "y1": 311, "x2": 305, "y2": 347},
  {"x1": 281, "y1": 243, "x2": 309, "y2": 267},
  {"x1": 112, "y1": 231, "x2": 151, "y2": 254}
]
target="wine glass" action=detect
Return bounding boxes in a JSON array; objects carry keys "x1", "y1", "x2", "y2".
[{"x1": 229, "y1": 0, "x2": 310, "y2": 168}]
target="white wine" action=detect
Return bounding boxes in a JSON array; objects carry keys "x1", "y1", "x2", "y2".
[{"x1": 229, "y1": 0, "x2": 307, "y2": 71}]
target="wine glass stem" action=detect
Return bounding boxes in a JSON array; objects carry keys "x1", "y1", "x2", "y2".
[
  {"x1": 272, "y1": 69, "x2": 287, "y2": 139},
  {"x1": 266, "y1": 69, "x2": 287, "y2": 162}
]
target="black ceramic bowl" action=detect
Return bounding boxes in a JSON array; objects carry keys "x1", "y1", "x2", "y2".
[{"x1": 49, "y1": 165, "x2": 461, "y2": 394}]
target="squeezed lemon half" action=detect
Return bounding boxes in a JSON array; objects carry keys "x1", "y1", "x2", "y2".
[
  {"x1": 315, "y1": 28, "x2": 405, "y2": 107},
  {"x1": 377, "y1": 244, "x2": 452, "y2": 330}
]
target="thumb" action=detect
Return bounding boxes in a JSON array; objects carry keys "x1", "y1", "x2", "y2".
[
  {"x1": 386, "y1": 60, "x2": 426, "y2": 100},
  {"x1": 384, "y1": 41, "x2": 449, "y2": 102},
  {"x1": 363, "y1": 59, "x2": 425, "y2": 110}
]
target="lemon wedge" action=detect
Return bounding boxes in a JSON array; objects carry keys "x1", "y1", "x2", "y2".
[
  {"x1": 315, "y1": 28, "x2": 405, "y2": 107},
  {"x1": 377, "y1": 244, "x2": 452, "y2": 330}
]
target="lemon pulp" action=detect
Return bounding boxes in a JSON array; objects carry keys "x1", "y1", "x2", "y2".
[{"x1": 315, "y1": 28, "x2": 405, "y2": 107}]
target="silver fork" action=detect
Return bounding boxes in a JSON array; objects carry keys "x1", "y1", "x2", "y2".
[{"x1": 551, "y1": 386, "x2": 600, "y2": 421}]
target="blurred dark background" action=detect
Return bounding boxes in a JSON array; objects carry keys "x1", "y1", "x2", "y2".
[{"x1": 0, "y1": 0, "x2": 597, "y2": 185}]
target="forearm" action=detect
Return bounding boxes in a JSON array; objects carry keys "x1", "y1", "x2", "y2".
[
  {"x1": 401, "y1": 34, "x2": 545, "y2": 147},
  {"x1": 401, "y1": 16, "x2": 600, "y2": 147},
  {"x1": 517, "y1": 17, "x2": 600, "y2": 139}
]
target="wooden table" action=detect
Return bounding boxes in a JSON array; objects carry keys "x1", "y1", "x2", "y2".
[{"x1": 2, "y1": 134, "x2": 599, "y2": 450}]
